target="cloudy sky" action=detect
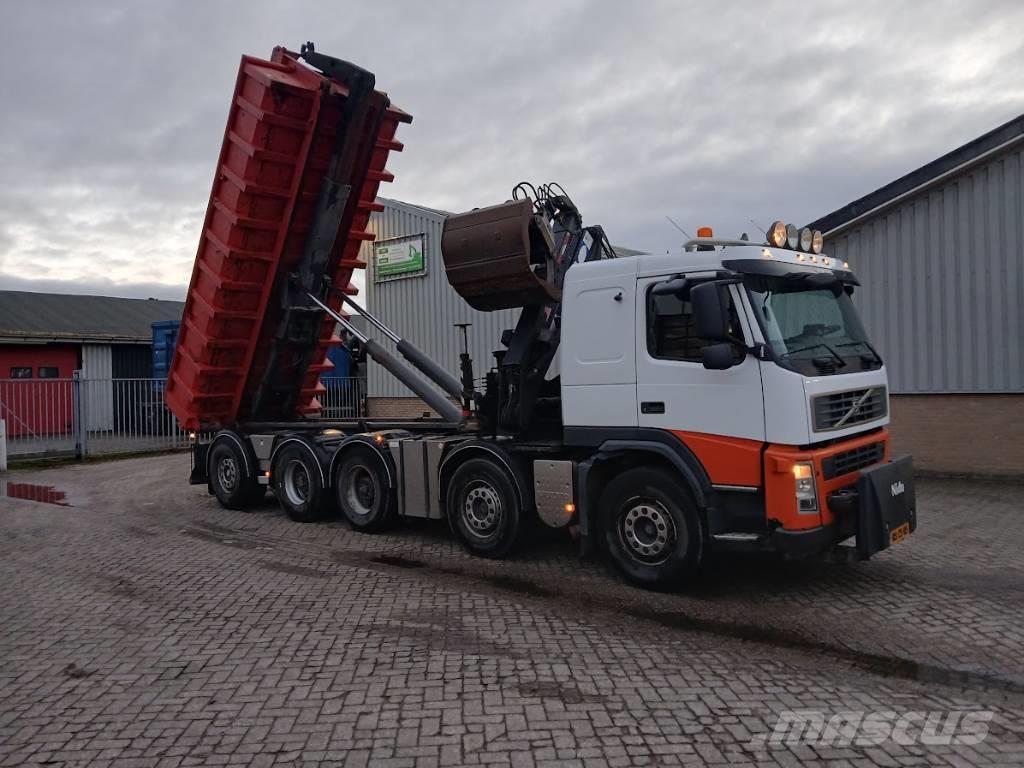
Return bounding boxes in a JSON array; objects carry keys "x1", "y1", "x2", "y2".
[{"x1": 1, "y1": 1, "x2": 1022, "y2": 301}]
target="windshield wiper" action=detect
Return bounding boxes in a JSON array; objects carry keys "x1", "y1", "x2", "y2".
[
  {"x1": 836, "y1": 339, "x2": 882, "y2": 364},
  {"x1": 780, "y1": 342, "x2": 847, "y2": 368}
]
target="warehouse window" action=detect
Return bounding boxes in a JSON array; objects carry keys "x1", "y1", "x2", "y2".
[
  {"x1": 647, "y1": 281, "x2": 742, "y2": 362},
  {"x1": 38, "y1": 367, "x2": 59, "y2": 379},
  {"x1": 10, "y1": 367, "x2": 32, "y2": 379}
]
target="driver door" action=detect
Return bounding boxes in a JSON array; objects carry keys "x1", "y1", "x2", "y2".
[{"x1": 635, "y1": 277, "x2": 765, "y2": 442}]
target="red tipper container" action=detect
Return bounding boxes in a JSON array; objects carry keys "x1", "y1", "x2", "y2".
[{"x1": 166, "y1": 46, "x2": 410, "y2": 430}]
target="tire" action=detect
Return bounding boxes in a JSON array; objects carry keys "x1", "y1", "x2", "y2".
[
  {"x1": 601, "y1": 467, "x2": 704, "y2": 589},
  {"x1": 209, "y1": 439, "x2": 262, "y2": 510},
  {"x1": 272, "y1": 443, "x2": 329, "y2": 523},
  {"x1": 446, "y1": 457, "x2": 522, "y2": 558},
  {"x1": 334, "y1": 449, "x2": 395, "y2": 532}
]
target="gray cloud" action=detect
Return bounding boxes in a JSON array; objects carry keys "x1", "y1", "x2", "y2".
[
  {"x1": 1, "y1": 0, "x2": 1022, "y2": 297},
  {"x1": 0, "y1": 273, "x2": 185, "y2": 301}
]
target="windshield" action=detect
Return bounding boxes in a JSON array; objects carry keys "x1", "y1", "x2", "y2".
[{"x1": 744, "y1": 275, "x2": 880, "y2": 374}]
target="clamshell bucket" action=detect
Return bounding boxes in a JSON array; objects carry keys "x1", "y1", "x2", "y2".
[{"x1": 441, "y1": 199, "x2": 560, "y2": 311}]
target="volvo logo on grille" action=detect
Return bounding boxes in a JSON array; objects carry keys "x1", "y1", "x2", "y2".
[
  {"x1": 834, "y1": 387, "x2": 875, "y2": 428},
  {"x1": 891, "y1": 480, "x2": 905, "y2": 497}
]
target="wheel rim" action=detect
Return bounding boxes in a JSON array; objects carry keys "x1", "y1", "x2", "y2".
[
  {"x1": 216, "y1": 456, "x2": 238, "y2": 493},
  {"x1": 344, "y1": 465, "x2": 376, "y2": 517},
  {"x1": 619, "y1": 497, "x2": 679, "y2": 564},
  {"x1": 461, "y1": 480, "x2": 502, "y2": 540},
  {"x1": 283, "y1": 460, "x2": 311, "y2": 507}
]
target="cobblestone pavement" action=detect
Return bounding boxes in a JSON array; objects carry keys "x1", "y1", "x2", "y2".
[{"x1": 1, "y1": 454, "x2": 1023, "y2": 767}]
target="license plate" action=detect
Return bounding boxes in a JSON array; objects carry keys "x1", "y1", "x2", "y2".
[{"x1": 890, "y1": 522, "x2": 911, "y2": 545}]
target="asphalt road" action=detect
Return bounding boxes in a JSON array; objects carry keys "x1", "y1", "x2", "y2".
[{"x1": 1, "y1": 453, "x2": 1022, "y2": 767}]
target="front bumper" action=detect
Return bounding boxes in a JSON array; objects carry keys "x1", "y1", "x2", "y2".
[{"x1": 771, "y1": 455, "x2": 917, "y2": 559}]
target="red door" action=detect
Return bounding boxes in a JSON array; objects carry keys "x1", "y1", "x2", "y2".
[{"x1": 0, "y1": 345, "x2": 78, "y2": 437}]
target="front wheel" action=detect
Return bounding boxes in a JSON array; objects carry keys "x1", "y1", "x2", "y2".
[
  {"x1": 272, "y1": 444, "x2": 329, "y2": 523},
  {"x1": 446, "y1": 457, "x2": 522, "y2": 559},
  {"x1": 601, "y1": 467, "x2": 704, "y2": 589}
]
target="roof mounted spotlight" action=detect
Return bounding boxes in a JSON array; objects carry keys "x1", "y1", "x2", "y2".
[
  {"x1": 799, "y1": 227, "x2": 813, "y2": 252},
  {"x1": 811, "y1": 230, "x2": 824, "y2": 254},
  {"x1": 785, "y1": 223, "x2": 799, "y2": 250},
  {"x1": 767, "y1": 221, "x2": 787, "y2": 248}
]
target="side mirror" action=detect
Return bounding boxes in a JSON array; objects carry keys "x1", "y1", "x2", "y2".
[
  {"x1": 691, "y1": 281, "x2": 730, "y2": 341},
  {"x1": 702, "y1": 343, "x2": 736, "y2": 370}
]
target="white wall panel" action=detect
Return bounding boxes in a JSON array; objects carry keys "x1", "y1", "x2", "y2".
[{"x1": 80, "y1": 344, "x2": 114, "y2": 431}]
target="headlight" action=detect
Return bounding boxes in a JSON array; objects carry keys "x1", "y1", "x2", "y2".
[
  {"x1": 811, "y1": 230, "x2": 824, "y2": 254},
  {"x1": 767, "y1": 221, "x2": 787, "y2": 248},
  {"x1": 799, "y1": 227, "x2": 813, "y2": 252},
  {"x1": 785, "y1": 223, "x2": 799, "y2": 250},
  {"x1": 792, "y1": 462, "x2": 818, "y2": 513}
]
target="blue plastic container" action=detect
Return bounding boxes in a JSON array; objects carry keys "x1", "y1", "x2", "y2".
[{"x1": 152, "y1": 320, "x2": 181, "y2": 381}]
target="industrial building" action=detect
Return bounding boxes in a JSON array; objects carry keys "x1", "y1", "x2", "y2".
[
  {"x1": 810, "y1": 112, "x2": 1024, "y2": 476},
  {"x1": 0, "y1": 291, "x2": 183, "y2": 436},
  {"x1": 358, "y1": 198, "x2": 643, "y2": 417},
  {"x1": 0, "y1": 291, "x2": 184, "y2": 378}
]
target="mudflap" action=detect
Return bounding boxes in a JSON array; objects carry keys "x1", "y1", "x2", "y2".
[
  {"x1": 855, "y1": 455, "x2": 916, "y2": 559},
  {"x1": 189, "y1": 441, "x2": 210, "y2": 486}
]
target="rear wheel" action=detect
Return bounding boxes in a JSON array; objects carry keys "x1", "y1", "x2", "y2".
[
  {"x1": 272, "y1": 444, "x2": 329, "y2": 523},
  {"x1": 446, "y1": 457, "x2": 522, "y2": 558},
  {"x1": 209, "y1": 439, "x2": 262, "y2": 510},
  {"x1": 601, "y1": 467, "x2": 704, "y2": 589},
  {"x1": 334, "y1": 450, "x2": 395, "y2": 532}
]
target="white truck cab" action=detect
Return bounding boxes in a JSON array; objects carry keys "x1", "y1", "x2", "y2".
[
  {"x1": 560, "y1": 237, "x2": 910, "y2": 571},
  {"x1": 562, "y1": 242, "x2": 889, "y2": 443}
]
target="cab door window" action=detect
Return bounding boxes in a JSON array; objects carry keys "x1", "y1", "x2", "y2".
[{"x1": 646, "y1": 281, "x2": 743, "y2": 362}]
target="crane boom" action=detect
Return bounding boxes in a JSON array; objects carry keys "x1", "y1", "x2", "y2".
[{"x1": 441, "y1": 183, "x2": 617, "y2": 436}]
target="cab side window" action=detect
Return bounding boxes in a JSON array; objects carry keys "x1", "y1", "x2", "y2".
[{"x1": 647, "y1": 281, "x2": 742, "y2": 362}]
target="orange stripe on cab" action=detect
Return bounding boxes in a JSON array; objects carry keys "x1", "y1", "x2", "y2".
[{"x1": 670, "y1": 431, "x2": 763, "y2": 487}]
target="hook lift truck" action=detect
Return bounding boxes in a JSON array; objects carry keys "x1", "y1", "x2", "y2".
[{"x1": 168, "y1": 44, "x2": 916, "y2": 588}]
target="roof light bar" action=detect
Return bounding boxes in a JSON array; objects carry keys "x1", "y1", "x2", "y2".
[{"x1": 764, "y1": 221, "x2": 827, "y2": 255}]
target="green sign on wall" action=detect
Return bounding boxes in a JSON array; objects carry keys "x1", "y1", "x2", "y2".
[{"x1": 373, "y1": 234, "x2": 425, "y2": 280}]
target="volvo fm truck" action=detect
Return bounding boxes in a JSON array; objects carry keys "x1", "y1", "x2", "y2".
[{"x1": 170, "y1": 44, "x2": 916, "y2": 589}]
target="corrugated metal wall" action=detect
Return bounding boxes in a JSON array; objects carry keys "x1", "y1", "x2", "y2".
[
  {"x1": 111, "y1": 344, "x2": 153, "y2": 378},
  {"x1": 825, "y1": 146, "x2": 1023, "y2": 394},
  {"x1": 361, "y1": 199, "x2": 522, "y2": 398}
]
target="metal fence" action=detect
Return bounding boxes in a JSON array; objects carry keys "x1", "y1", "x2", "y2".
[
  {"x1": 319, "y1": 376, "x2": 367, "y2": 419},
  {"x1": 0, "y1": 375, "x2": 367, "y2": 461}
]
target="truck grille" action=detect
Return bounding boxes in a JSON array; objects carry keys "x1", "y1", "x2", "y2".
[
  {"x1": 812, "y1": 387, "x2": 887, "y2": 431},
  {"x1": 822, "y1": 441, "x2": 885, "y2": 480}
]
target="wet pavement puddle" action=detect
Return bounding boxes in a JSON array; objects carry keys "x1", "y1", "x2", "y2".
[{"x1": 0, "y1": 482, "x2": 71, "y2": 506}]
